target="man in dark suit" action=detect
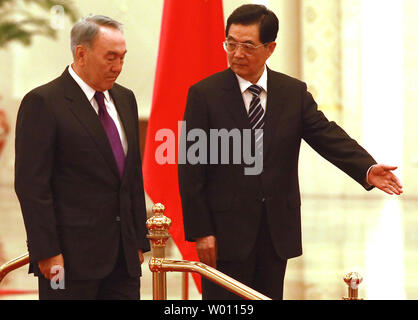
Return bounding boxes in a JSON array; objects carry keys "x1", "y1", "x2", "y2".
[
  {"x1": 14, "y1": 15, "x2": 149, "y2": 299},
  {"x1": 178, "y1": 4, "x2": 403, "y2": 300}
]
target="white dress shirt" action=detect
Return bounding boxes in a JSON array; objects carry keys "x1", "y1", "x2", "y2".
[
  {"x1": 68, "y1": 64, "x2": 128, "y2": 155},
  {"x1": 235, "y1": 65, "x2": 268, "y2": 114}
]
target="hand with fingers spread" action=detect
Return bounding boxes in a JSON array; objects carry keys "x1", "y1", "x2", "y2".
[{"x1": 367, "y1": 164, "x2": 403, "y2": 195}]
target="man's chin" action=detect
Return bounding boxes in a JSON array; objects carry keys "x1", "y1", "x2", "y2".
[{"x1": 100, "y1": 80, "x2": 117, "y2": 91}]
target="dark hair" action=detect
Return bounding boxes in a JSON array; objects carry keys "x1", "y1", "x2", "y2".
[{"x1": 225, "y1": 4, "x2": 279, "y2": 44}]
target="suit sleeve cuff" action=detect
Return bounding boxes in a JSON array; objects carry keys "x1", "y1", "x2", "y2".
[{"x1": 365, "y1": 164, "x2": 377, "y2": 189}]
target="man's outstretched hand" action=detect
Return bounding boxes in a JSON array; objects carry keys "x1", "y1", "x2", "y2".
[{"x1": 368, "y1": 164, "x2": 403, "y2": 195}]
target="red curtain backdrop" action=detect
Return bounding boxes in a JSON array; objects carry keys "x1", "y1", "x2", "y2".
[{"x1": 142, "y1": 0, "x2": 227, "y2": 292}]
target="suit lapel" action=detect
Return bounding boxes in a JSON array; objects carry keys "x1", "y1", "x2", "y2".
[
  {"x1": 264, "y1": 68, "x2": 286, "y2": 158},
  {"x1": 61, "y1": 69, "x2": 121, "y2": 180},
  {"x1": 221, "y1": 69, "x2": 252, "y2": 130}
]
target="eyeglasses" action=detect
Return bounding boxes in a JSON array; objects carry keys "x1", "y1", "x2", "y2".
[{"x1": 222, "y1": 40, "x2": 267, "y2": 55}]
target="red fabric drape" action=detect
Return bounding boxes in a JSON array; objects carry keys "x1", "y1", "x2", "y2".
[{"x1": 142, "y1": 0, "x2": 227, "y2": 292}]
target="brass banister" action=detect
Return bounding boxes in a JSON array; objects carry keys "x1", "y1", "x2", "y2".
[
  {"x1": 0, "y1": 252, "x2": 29, "y2": 284},
  {"x1": 151, "y1": 258, "x2": 271, "y2": 300},
  {"x1": 146, "y1": 203, "x2": 272, "y2": 300},
  {"x1": 0, "y1": 202, "x2": 364, "y2": 300}
]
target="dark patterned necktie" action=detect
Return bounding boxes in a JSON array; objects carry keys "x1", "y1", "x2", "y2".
[
  {"x1": 94, "y1": 91, "x2": 125, "y2": 178},
  {"x1": 247, "y1": 85, "x2": 264, "y2": 155}
]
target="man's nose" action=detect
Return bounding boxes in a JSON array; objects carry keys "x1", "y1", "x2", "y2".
[
  {"x1": 234, "y1": 45, "x2": 246, "y2": 58},
  {"x1": 111, "y1": 59, "x2": 124, "y2": 73}
]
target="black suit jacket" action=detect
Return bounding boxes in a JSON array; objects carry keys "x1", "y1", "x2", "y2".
[
  {"x1": 179, "y1": 67, "x2": 376, "y2": 262},
  {"x1": 15, "y1": 68, "x2": 150, "y2": 280}
]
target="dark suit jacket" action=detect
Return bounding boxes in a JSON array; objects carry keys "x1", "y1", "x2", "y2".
[
  {"x1": 15, "y1": 68, "x2": 150, "y2": 280},
  {"x1": 178, "y1": 67, "x2": 376, "y2": 262}
]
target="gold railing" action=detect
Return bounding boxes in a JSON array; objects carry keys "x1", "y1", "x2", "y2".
[
  {"x1": 146, "y1": 203, "x2": 271, "y2": 300},
  {"x1": 0, "y1": 202, "x2": 363, "y2": 300},
  {"x1": 0, "y1": 252, "x2": 29, "y2": 284},
  {"x1": 150, "y1": 258, "x2": 271, "y2": 300}
]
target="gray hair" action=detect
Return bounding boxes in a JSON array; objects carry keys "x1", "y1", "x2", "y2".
[{"x1": 70, "y1": 15, "x2": 123, "y2": 57}]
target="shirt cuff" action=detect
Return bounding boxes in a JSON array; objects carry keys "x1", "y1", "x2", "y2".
[{"x1": 366, "y1": 164, "x2": 377, "y2": 186}]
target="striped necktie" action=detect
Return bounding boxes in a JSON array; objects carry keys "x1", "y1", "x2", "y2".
[{"x1": 247, "y1": 85, "x2": 264, "y2": 155}]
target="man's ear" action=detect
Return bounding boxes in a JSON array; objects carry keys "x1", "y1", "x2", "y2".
[
  {"x1": 266, "y1": 41, "x2": 277, "y2": 59},
  {"x1": 75, "y1": 45, "x2": 87, "y2": 66}
]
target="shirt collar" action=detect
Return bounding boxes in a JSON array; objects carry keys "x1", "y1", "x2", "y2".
[
  {"x1": 235, "y1": 65, "x2": 268, "y2": 94},
  {"x1": 68, "y1": 64, "x2": 111, "y2": 102}
]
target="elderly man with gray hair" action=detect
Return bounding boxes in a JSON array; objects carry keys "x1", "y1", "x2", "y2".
[{"x1": 15, "y1": 15, "x2": 149, "y2": 300}]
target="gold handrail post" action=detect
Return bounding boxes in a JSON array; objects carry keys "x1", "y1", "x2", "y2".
[
  {"x1": 182, "y1": 272, "x2": 189, "y2": 300},
  {"x1": 146, "y1": 203, "x2": 172, "y2": 300},
  {"x1": 343, "y1": 271, "x2": 363, "y2": 300}
]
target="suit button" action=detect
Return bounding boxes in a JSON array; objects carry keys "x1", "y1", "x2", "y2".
[{"x1": 116, "y1": 216, "x2": 121, "y2": 222}]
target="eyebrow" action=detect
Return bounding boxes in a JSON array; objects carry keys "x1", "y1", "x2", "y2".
[
  {"x1": 106, "y1": 50, "x2": 128, "y2": 56},
  {"x1": 227, "y1": 35, "x2": 255, "y2": 45}
]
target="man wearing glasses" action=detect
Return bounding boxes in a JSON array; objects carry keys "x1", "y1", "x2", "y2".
[{"x1": 178, "y1": 4, "x2": 402, "y2": 300}]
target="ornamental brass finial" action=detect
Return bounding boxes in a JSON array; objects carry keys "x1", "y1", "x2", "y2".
[
  {"x1": 146, "y1": 203, "x2": 171, "y2": 248},
  {"x1": 343, "y1": 272, "x2": 363, "y2": 300},
  {"x1": 146, "y1": 203, "x2": 171, "y2": 232}
]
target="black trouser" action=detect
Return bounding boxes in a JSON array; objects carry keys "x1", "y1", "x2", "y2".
[
  {"x1": 202, "y1": 207, "x2": 287, "y2": 300},
  {"x1": 38, "y1": 242, "x2": 140, "y2": 300}
]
